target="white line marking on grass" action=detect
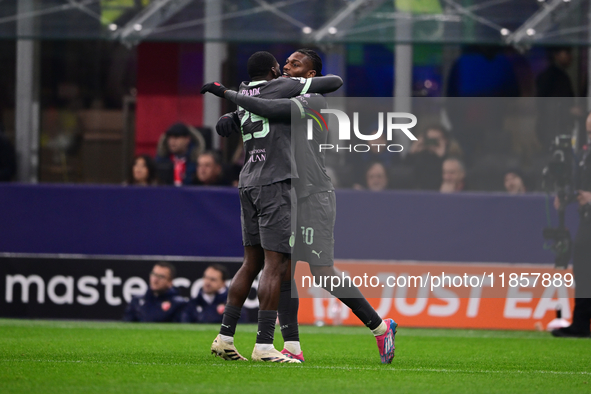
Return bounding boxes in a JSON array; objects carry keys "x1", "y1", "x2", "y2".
[
  {"x1": 1, "y1": 359, "x2": 590, "y2": 376},
  {"x1": 210, "y1": 363, "x2": 591, "y2": 375},
  {"x1": 0, "y1": 320, "x2": 567, "y2": 340}
]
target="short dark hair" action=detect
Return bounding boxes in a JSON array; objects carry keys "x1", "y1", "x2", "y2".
[
  {"x1": 547, "y1": 46, "x2": 571, "y2": 62},
  {"x1": 367, "y1": 161, "x2": 387, "y2": 174},
  {"x1": 247, "y1": 51, "x2": 277, "y2": 79},
  {"x1": 444, "y1": 156, "x2": 465, "y2": 172},
  {"x1": 296, "y1": 48, "x2": 323, "y2": 76},
  {"x1": 154, "y1": 262, "x2": 176, "y2": 280},
  {"x1": 549, "y1": 46, "x2": 571, "y2": 55},
  {"x1": 206, "y1": 264, "x2": 228, "y2": 281},
  {"x1": 165, "y1": 123, "x2": 190, "y2": 137},
  {"x1": 421, "y1": 124, "x2": 450, "y2": 140},
  {"x1": 200, "y1": 150, "x2": 223, "y2": 167}
]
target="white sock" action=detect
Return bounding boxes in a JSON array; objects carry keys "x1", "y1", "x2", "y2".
[
  {"x1": 219, "y1": 334, "x2": 234, "y2": 344},
  {"x1": 284, "y1": 341, "x2": 302, "y2": 355},
  {"x1": 371, "y1": 321, "x2": 387, "y2": 337},
  {"x1": 255, "y1": 343, "x2": 275, "y2": 352}
]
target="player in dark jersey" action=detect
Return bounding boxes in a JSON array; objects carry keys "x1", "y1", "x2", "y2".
[
  {"x1": 202, "y1": 51, "x2": 343, "y2": 363},
  {"x1": 203, "y1": 49, "x2": 398, "y2": 364}
]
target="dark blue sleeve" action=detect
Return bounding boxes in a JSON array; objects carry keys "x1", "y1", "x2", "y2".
[
  {"x1": 180, "y1": 300, "x2": 198, "y2": 323},
  {"x1": 171, "y1": 298, "x2": 189, "y2": 323},
  {"x1": 183, "y1": 161, "x2": 197, "y2": 185},
  {"x1": 154, "y1": 153, "x2": 168, "y2": 163},
  {"x1": 123, "y1": 298, "x2": 139, "y2": 322}
]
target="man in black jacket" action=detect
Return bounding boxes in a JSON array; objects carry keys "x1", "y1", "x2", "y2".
[
  {"x1": 552, "y1": 112, "x2": 591, "y2": 338},
  {"x1": 536, "y1": 47, "x2": 580, "y2": 149}
]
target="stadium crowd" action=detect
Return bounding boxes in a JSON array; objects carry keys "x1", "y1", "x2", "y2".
[
  {"x1": 0, "y1": 47, "x2": 585, "y2": 196},
  {"x1": 114, "y1": 118, "x2": 562, "y2": 195}
]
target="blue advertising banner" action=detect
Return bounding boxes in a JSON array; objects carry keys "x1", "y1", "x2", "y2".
[{"x1": 0, "y1": 184, "x2": 579, "y2": 263}]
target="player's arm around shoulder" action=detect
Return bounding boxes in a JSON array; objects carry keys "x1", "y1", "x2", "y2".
[
  {"x1": 273, "y1": 74, "x2": 343, "y2": 97},
  {"x1": 225, "y1": 91, "x2": 292, "y2": 120},
  {"x1": 305, "y1": 74, "x2": 343, "y2": 94}
]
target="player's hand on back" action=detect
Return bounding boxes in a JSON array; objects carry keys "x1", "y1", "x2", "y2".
[
  {"x1": 216, "y1": 112, "x2": 240, "y2": 138},
  {"x1": 200, "y1": 81, "x2": 228, "y2": 98}
]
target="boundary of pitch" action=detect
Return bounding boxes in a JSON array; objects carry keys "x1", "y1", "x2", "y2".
[
  {"x1": 0, "y1": 253, "x2": 563, "y2": 269},
  {"x1": 0, "y1": 252, "x2": 244, "y2": 263}
]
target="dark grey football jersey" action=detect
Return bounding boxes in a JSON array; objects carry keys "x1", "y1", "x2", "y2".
[
  {"x1": 237, "y1": 77, "x2": 313, "y2": 188},
  {"x1": 291, "y1": 93, "x2": 334, "y2": 199}
]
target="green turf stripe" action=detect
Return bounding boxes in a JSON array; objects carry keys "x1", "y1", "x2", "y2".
[{"x1": 1, "y1": 359, "x2": 589, "y2": 375}]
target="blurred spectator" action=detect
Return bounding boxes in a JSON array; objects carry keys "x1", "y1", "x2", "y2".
[
  {"x1": 536, "y1": 47, "x2": 574, "y2": 97},
  {"x1": 126, "y1": 154, "x2": 157, "y2": 186},
  {"x1": 193, "y1": 151, "x2": 231, "y2": 186},
  {"x1": 155, "y1": 123, "x2": 201, "y2": 186},
  {"x1": 467, "y1": 153, "x2": 521, "y2": 192},
  {"x1": 181, "y1": 264, "x2": 229, "y2": 323},
  {"x1": 504, "y1": 168, "x2": 527, "y2": 194},
  {"x1": 123, "y1": 262, "x2": 187, "y2": 322},
  {"x1": 536, "y1": 47, "x2": 580, "y2": 150},
  {"x1": 350, "y1": 133, "x2": 400, "y2": 185},
  {"x1": 446, "y1": 46, "x2": 519, "y2": 163},
  {"x1": 406, "y1": 125, "x2": 463, "y2": 190},
  {"x1": 0, "y1": 130, "x2": 16, "y2": 181},
  {"x1": 440, "y1": 157, "x2": 466, "y2": 193},
  {"x1": 355, "y1": 162, "x2": 389, "y2": 191}
]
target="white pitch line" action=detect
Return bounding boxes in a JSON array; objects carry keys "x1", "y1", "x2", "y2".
[
  {"x1": 209, "y1": 363, "x2": 591, "y2": 375},
  {"x1": 1, "y1": 359, "x2": 589, "y2": 376},
  {"x1": 0, "y1": 320, "x2": 566, "y2": 339}
]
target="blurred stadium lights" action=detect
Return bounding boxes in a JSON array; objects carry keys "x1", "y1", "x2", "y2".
[
  {"x1": 441, "y1": 0, "x2": 506, "y2": 34},
  {"x1": 67, "y1": 0, "x2": 103, "y2": 21},
  {"x1": 313, "y1": 0, "x2": 385, "y2": 42},
  {"x1": 505, "y1": 0, "x2": 577, "y2": 48},
  {"x1": 252, "y1": 0, "x2": 310, "y2": 31},
  {"x1": 113, "y1": 0, "x2": 193, "y2": 46},
  {"x1": 0, "y1": 0, "x2": 589, "y2": 45}
]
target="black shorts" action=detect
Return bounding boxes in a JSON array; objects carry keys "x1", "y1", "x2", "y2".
[
  {"x1": 293, "y1": 190, "x2": 335, "y2": 266},
  {"x1": 239, "y1": 180, "x2": 294, "y2": 254}
]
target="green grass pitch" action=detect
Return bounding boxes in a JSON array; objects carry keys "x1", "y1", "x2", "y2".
[{"x1": 1, "y1": 319, "x2": 589, "y2": 394}]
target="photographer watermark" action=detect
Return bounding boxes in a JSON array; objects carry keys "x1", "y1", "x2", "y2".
[
  {"x1": 302, "y1": 271, "x2": 574, "y2": 293},
  {"x1": 309, "y1": 110, "x2": 417, "y2": 153}
]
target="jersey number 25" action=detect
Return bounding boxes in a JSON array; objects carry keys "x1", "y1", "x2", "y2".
[{"x1": 240, "y1": 108, "x2": 269, "y2": 141}]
